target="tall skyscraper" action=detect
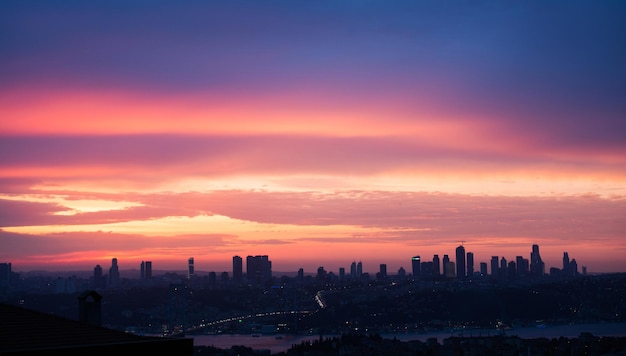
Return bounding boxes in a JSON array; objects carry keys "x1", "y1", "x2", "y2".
[
  {"x1": 466, "y1": 252, "x2": 474, "y2": 277},
  {"x1": 356, "y1": 261, "x2": 363, "y2": 277},
  {"x1": 145, "y1": 261, "x2": 152, "y2": 279},
  {"x1": 140, "y1": 261, "x2": 145, "y2": 280},
  {"x1": 411, "y1": 256, "x2": 421, "y2": 277},
  {"x1": 491, "y1": 256, "x2": 499, "y2": 276},
  {"x1": 433, "y1": 255, "x2": 440, "y2": 277},
  {"x1": 379, "y1": 264, "x2": 387, "y2": 278},
  {"x1": 530, "y1": 244, "x2": 545, "y2": 276},
  {"x1": 109, "y1": 258, "x2": 120, "y2": 288},
  {"x1": 93, "y1": 264, "x2": 105, "y2": 289},
  {"x1": 188, "y1": 257, "x2": 195, "y2": 279},
  {"x1": 350, "y1": 261, "x2": 357, "y2": 279},
  {"x1": 233, "y1": 255, "x2": 243, "y2": 283},
  {"x1": 246, "y1": 255, "x2": 272, "y2": 284},
  {"x1": 480, "y1": 262, "x2": 488, "y2": 276},
  {"x1": 0, "y1": 262, "x2": 11, "y2": 288},
  {"x1": 455, "y1": 245, "x2": 466, "y2": 279}
]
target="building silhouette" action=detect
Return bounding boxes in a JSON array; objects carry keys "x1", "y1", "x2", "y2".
[
  {"x1": 232, "y1": 255, "x2": 243, "y2": 283},
  {"x1": 108, "y1": 258, "x2": 120, "y2": 288},
  {"x1": 411, "y1": 256, "x2": 421, "y2": 277},
  {"x1": 456, "y1": 245, "x2": 466, "y2": 279},
  {"x1": 140, "y1": 261, "x2": 152, "y2": 280},
  {"x1": 467, "y1": 251, "x2": 474, "y2": 278},
  {"x1": 187, "y1": 257, "x2": 194, "y2": 279},
  {"x1": 93, "y1": 264, "x2": 105, "y2": 289},
  {"x1": 433, "y1": 254, "x2": 440, "y2": 277},
  {"x1": 530, "y1": 244, "x2": 545, "y2": 276},
  {"x1": 246, "y1": 255, "x2": 272, "y2": 284}
]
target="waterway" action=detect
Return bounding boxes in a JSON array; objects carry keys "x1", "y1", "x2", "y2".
[{"x1": 190, "y1": 322, "x2": 626, "y2": 354}]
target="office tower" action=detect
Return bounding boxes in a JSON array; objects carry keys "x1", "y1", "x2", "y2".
[
  {"x1": 433, "y1": 255, "x2": 440, "y2": 277},
  {"x1": 455, "y1": 245, "x2": 466, "y2": 279},
  {"x1": 412, "y1": 256, "x2": 421, "y2": 277},
  {"x1": 233, "y1": 255, "x2": 243, "y2": 283},
  {"x1": 298, "y1": 268, "x2": 305, "y2": 282},
  {"x1": 350, "y1": 261, "x2": 357, "y2": 279},
  {"x1": 246, "y1": 255, "x2": 272, "y2": 284},
  {"x1": 480, "y1": 262, "x2": 488, "y2": 276},
  {"x1": 0, "y1": 262, "x2": 11, "y2": 288},
  {"x1": 508, "y1": 261, "x2": 517, "y2": 280},
  {"x1": 379, "y1": 264, "x2": 387, "y2": 278},
  {"x1": 443, "y1": 255, "x2": 450, "y2": 269},
  {"x1": 339, "y1": 267, "x2": 345, "y2": 280},
  {"x1": 563, "y1": 252, "x2": 570, "y2": 274},
  {"x1": 109, "y1": 258, "x2": 120, "y2": 288},
  {"x1": 491, "y1": 256, "x2": 499, "y2": 276},
  {"x1": 570, "y1": 259, "x2": 578, "y2": 276},
  {"x1": 466, "y1": 252, "x2": 474, "y2": 277},
  {"x1": 93, "y1": 264, "x2": 105, "y2": 289},
  {"x1": 500, "y1": 257, "x2": 507, "y2": 280},
  {"x1": 188, "y1": 257, "x2": 195, "y2": 279},
  {"x1": 140, "y1": 261, "x2": 152, "y2": 280},
  {"x1": 530, "y1": 244, "x2": 545, "y2": 276},
  {"x1": 145, "y1": 261, "x2": 152, "y2": 279},
  {"x1": 444, "y1": 261, "x2": 455, "y2": 278},
  {"x1": 317, "y1": 266, "x2": 327, "y2": 280},
  {"x1": 516, "y1": 256, "x2": 529, "y2": 277},
  {"x1": 356, "y1": 261, "x2": 363, "y2": 277},
  {"x1": 412, "y1": 255, "x2": 422, "y2": 276}
]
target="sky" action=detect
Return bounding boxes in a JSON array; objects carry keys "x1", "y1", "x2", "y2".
[{"x1": 1, "y1": 1, "x2": 625, "y2": 275}]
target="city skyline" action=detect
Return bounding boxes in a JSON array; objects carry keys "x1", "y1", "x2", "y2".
[
  {"x1": 3, "y1": 243, "x2": 583, "y2": 279},
  {"x1": 1, "y1": 1, "x2": 625, "y2": 273}
]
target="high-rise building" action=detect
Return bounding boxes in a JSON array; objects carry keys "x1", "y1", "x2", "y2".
[
  {"x1": 455, "y1": 245, "x2": 466, "y2": 279},
  {"x1": 480, "y1": 262, "x2": 488, "y2": 276},
  {"x1": 246, "y1": 255, "x2": 272, "y2": 284},
  {"x1": 93, "y1": 264, "x2": 105, "y2": 289},
  {"x1": 433, "y1": 255, "x2": 440, "y2": 277},
  {"x1": 188, "y1": 257, "x2": 195, "y2": 279},
  {"x1": 379, "y1": 264, "x2": 387, "y2": 279},
  {"x1": 109, "y1": 258, "x2": 120, "y2": 288},
  {"x1": 490, "y1": 256, "x2": 499, "y2": 276},
  {"x1": 140, "y1": 261, "x2": 145, "y2": 280},
  {"x1": 0, "y1": 262, "x2": 11, "y2": 288},
  {"x1": 466, "y1": 252, "x2": 474, "y2": 277},
  {"x1": 530, "y1": 244, "x2": 545, "y2": 276},
  {"x1": 350, "y1": 261, "x2": 357, "y2": 279},
  {"x1": 232, "y1": 255, "x2": 243, "y2": 283},
  {"x1": 411, "y1": 256, "x2": 421, "y2": 277},
  {"x1": 145, "y1": 261, "x2": 152, "y2": 279},
  {"x1": 356, "y1": 261, "x2": 363, "y2": 277}
]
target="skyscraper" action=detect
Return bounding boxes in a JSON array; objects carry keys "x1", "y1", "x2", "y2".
[
  {"x1": 491, "y1": 256, "x2": 499, "y2": 276},
  {"x1": 466, "y1": 252, "x2": 474, "y2": 278},
  {"x1": 411, "y1": 256, "x2": 421, "y2": 277},
  {"x1": 0, "y1": 262, "x2": 11, "y2": 288},
  {"x1": 433, "y1": 255, "x2": 440, "y2": 277},
  {"x1": 356, "y1": 261, "x2": 363, "y2": 278},
  {"x1": 455, "y1": 245, "x2": 466, "y2": 279},
  {"x1": 233, "y1": 255, "x2": 243, "y2": 283},
  {"x1": 246, "y1": 255, "x2": 272, "y2": 284},
  {"x1": 350, "y1": 261, "x2": 357, "y2": 279},
  {"x1": 530, "y1": 244, "x2": 545, "y2": 276},
  {"x1": 188, "y1": 257, "x2": 194, "y2": 279},
  {"x1": 109, "y1": 258, "x2": 120, "y2": 288},
  {"x1": 379, "y1": 264, "x2": 387, "y2": 279},
  {"x1": 93, "y1": 264, "x2": 105, "y2": 289},
  {"x1": 145, "y1": 261, "x2": 152, "y2": 279}
]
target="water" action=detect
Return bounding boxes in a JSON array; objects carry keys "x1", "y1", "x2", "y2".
[{"x1": 191, "y1": 322, "x2": 626, "y2": 354}]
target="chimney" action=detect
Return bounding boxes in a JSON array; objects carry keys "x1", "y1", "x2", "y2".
[{"x1": 78, "y1": 290, "x2": 103, "y2": 326}]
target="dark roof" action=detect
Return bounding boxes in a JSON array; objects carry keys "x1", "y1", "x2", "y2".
[{"x1": 0, "y1": 303, "x2": 193, "y2": 355}]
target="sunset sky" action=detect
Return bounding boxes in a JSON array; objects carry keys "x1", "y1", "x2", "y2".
[{"x1": 1, "y1": 1, "x2": 625, "y2": 275}]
